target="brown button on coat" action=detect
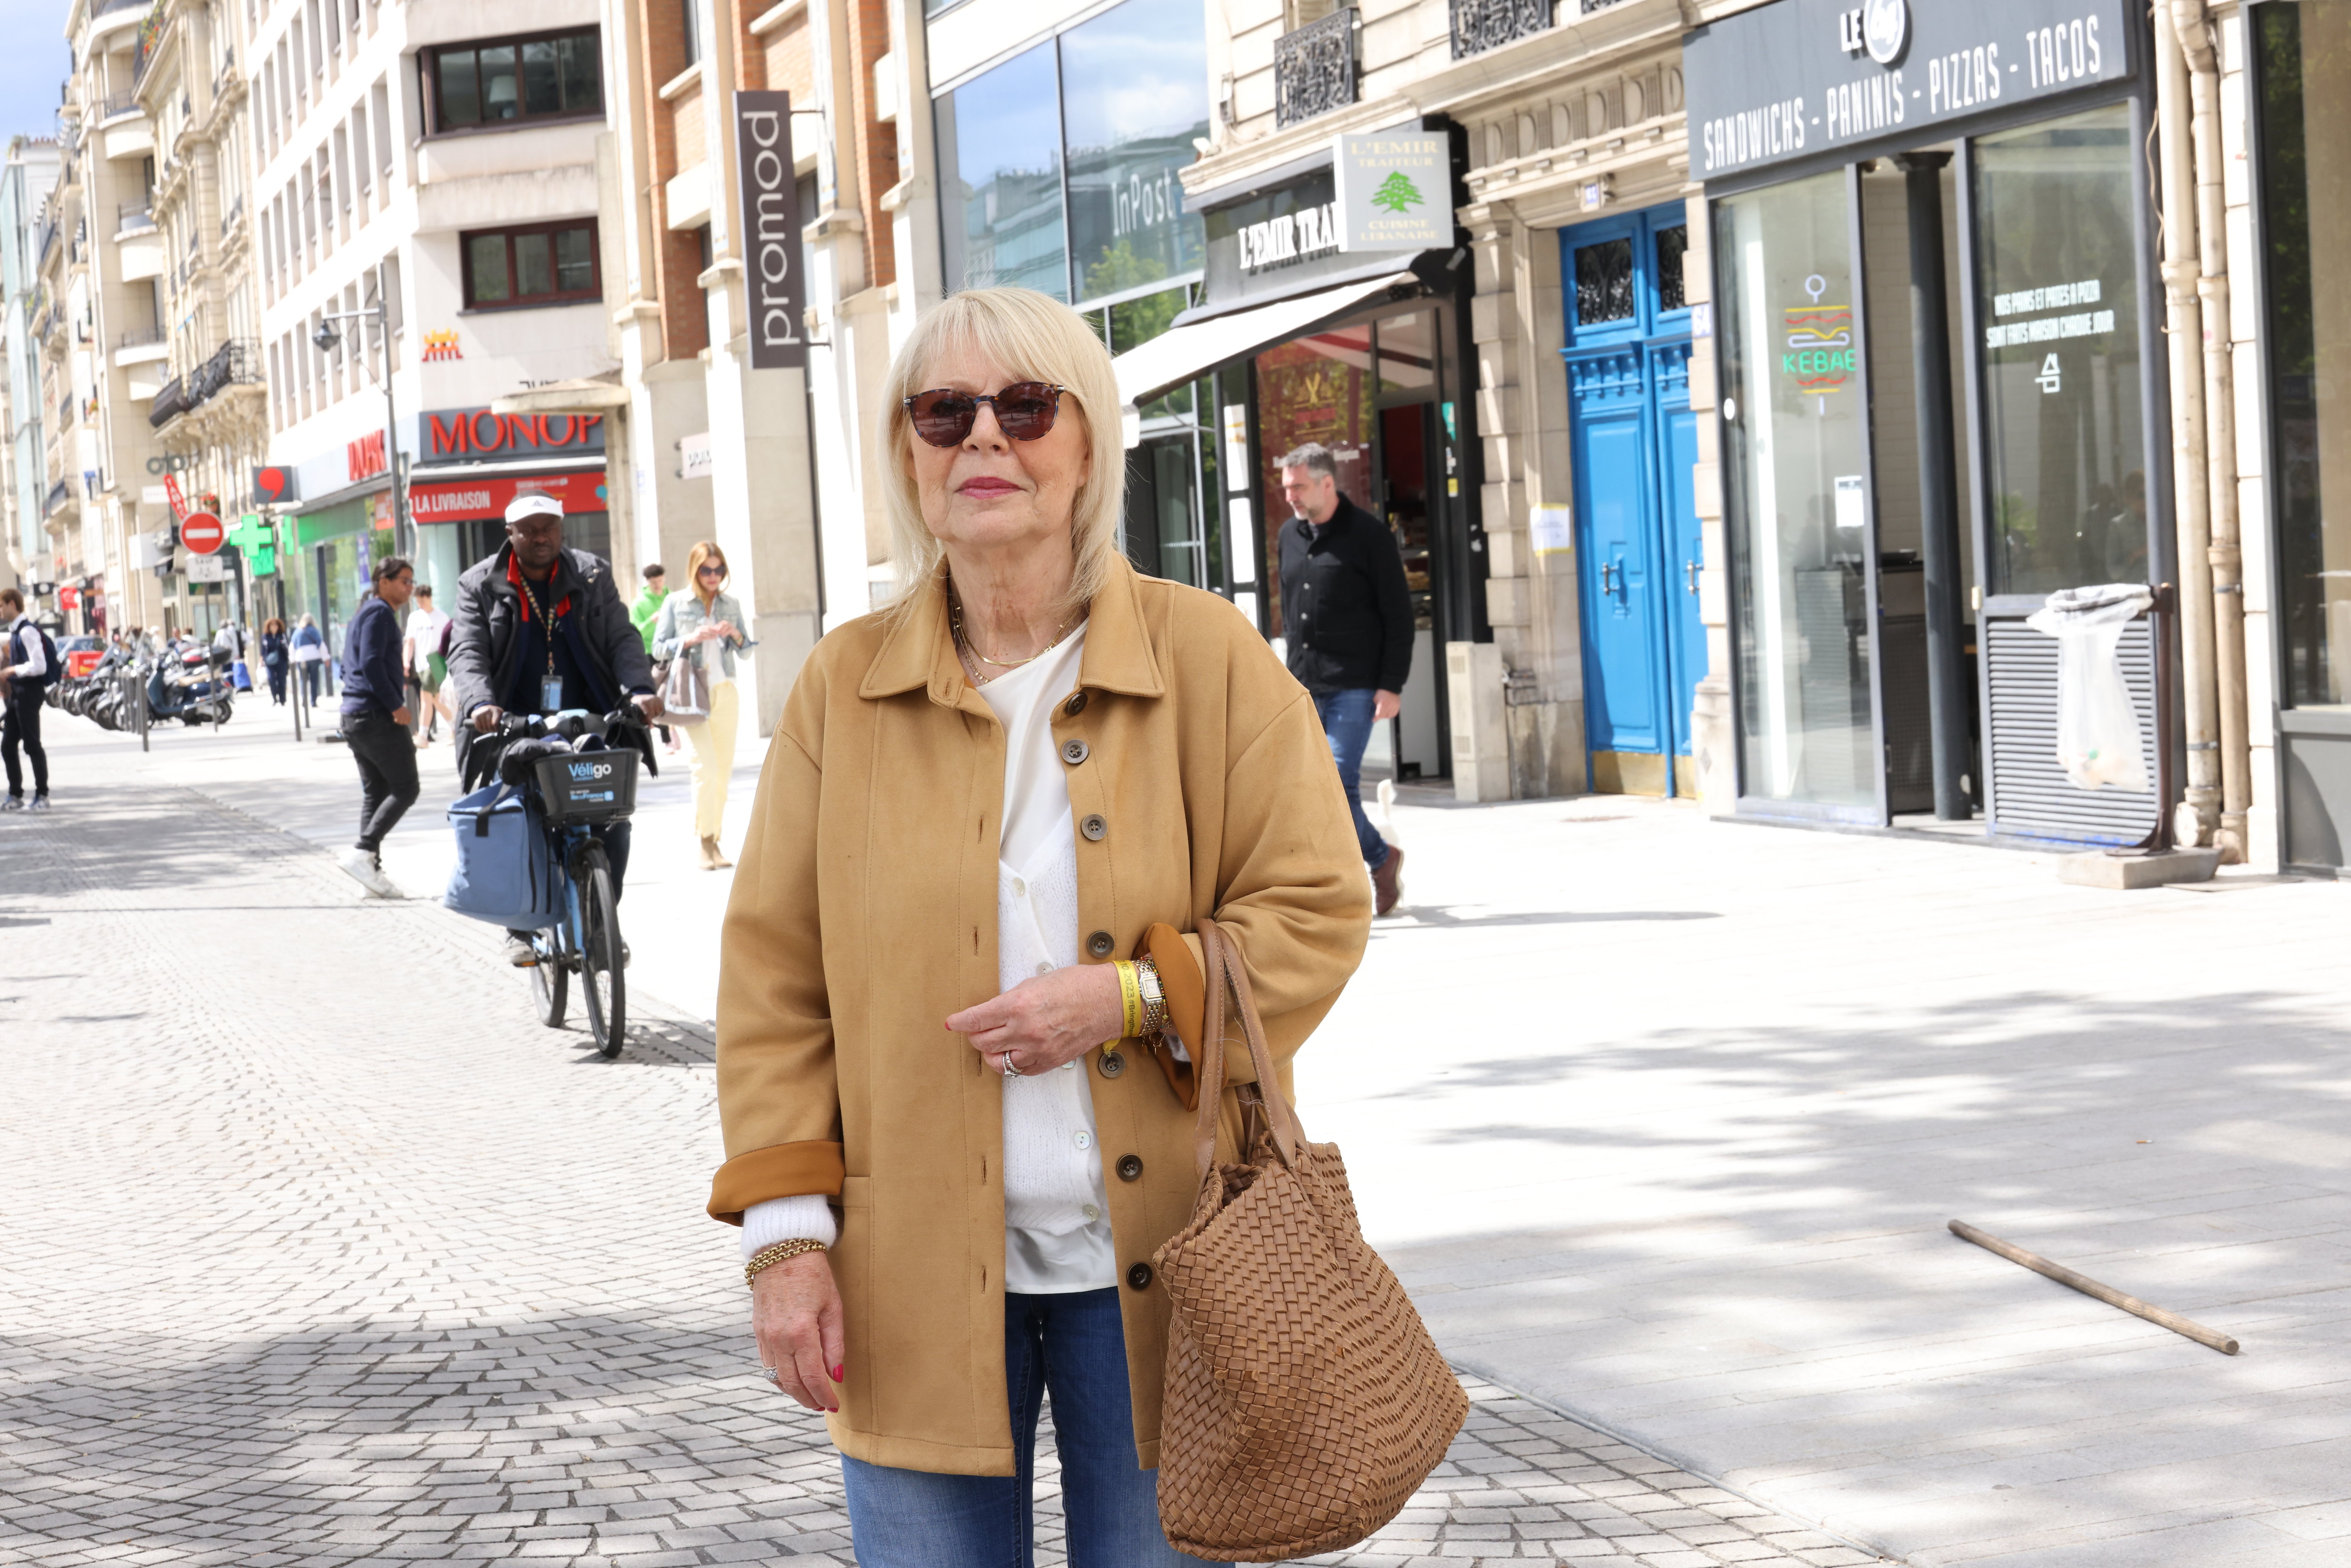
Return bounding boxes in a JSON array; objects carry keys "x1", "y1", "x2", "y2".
[{"x1": 710, "y1": 556, "x2": 1373, "y2": 1477}]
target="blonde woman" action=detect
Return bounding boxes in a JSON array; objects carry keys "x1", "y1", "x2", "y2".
[
  {"x1": 654, "y1": 541, "x2": 749, "y2": 868},
  {"x1": 710, "y1": 287, "x2": 1371, "y2": 1565}
]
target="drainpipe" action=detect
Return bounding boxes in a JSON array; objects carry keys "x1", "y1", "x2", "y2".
[
  {"x1": 2154, "y1": 0, "x2": 2222, "y2": 847},
  {"x1": 2169, "y1": 0, "x2": 2252, "y2": 862}
]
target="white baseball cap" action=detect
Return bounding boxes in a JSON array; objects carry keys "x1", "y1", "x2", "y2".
[{"x1": 505, "y1": 492, "x2": 565, "y2": 524}]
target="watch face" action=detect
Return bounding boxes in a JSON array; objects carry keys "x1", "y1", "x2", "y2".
[{"x1": 1863, "y1": 0, "x2": 1908, "y2": 65}]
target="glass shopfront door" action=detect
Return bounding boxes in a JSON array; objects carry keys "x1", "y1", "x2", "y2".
[{"x1": 1719, "y1": 170, "x2": 1880, "y2": 815}]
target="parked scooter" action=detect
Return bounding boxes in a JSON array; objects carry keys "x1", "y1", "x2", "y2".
[{"x1": 146, "y1": 645, "x2": 236, "y2": 727}]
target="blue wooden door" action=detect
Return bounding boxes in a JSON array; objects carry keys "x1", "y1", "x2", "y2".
[
  {"x1": 1653, "y1": 343, "x2": 1705, "y2": 761},
  {"x1": 1571, "y1": 349, "x2": 1667, "y2": 756},
  {"x1": 1563, "y1": 204, "x2": 1698, "y2": 792}
]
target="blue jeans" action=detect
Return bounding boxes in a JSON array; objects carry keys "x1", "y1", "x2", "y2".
[
  {"x1": 840, "y1": 1288, "x2": 1224, "y2": 1568},
  {"x1": 1313, "y1": 688, "x2": 1388, "y2": 866}
]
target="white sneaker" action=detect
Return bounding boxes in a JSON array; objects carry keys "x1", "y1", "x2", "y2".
[{"x1": 337, "y1": 847, "x2": 400, "y2": 898}]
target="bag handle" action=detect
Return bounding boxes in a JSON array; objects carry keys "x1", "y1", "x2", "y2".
[{"x1": 1189, "y1": 919, "x2": 1308, "y2": 1179}]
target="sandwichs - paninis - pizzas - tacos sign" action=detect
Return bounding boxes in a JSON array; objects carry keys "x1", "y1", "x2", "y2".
[{"x1": 1684, "y1": 0, "x2": 2131, "y2": 181}]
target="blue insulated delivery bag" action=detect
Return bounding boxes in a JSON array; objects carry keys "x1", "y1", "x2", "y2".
[{"x1": 443, "y1": 782, "x2": 560, "y2": 930}]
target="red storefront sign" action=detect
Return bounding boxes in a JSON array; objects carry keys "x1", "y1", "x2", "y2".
[
  {"x1": 423, "y1": 409, "x2": 604, "y2": 462},
  {"x1": 347, "y1": 429, "x2": 388, "y2": 481},
  {"x1": 408, "y1": 471, "x2": 607, "y2": 523}
]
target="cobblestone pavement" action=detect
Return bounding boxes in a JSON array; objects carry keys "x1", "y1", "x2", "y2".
[{"x1": 0, "y1": 778, "x2": 1882, "y2": 1567}]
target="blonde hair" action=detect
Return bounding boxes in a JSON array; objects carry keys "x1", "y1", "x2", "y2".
[
  {"x1": 685, "y1": 539, "x2": 729, "y2": 602},
  {"x1": 877, "y1": 287, "x2": 1125, "y2": 622}
]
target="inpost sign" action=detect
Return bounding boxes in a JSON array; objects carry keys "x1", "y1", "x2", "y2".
[
  {"x1": 736, "y1": 90, "x2": 807, "y2": 371},
  {"x1": 1683, "y1": 0, "x2": 2132, "y2": 181}
]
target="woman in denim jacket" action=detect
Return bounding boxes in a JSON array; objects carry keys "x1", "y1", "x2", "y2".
[{"x1": 653, "y1": 540, "x2": 749, "y2": 868}]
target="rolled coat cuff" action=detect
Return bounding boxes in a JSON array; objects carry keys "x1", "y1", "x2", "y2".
[
  {"x1": 708, "y1": 1139, "x2": 845, "y2": 1223},
  {"x1": 741, "y1": 1194, "x2": 839, "y2": 1256}
]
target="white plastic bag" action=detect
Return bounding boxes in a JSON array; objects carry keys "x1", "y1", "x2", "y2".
[{"x1": 2025, "y1": 584, "x2": 2154, "y2": 792}]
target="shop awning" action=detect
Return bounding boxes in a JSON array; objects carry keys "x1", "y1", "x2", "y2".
[{"x1": 1112, "y1": 270, "x2": 1423, "y2": 410}]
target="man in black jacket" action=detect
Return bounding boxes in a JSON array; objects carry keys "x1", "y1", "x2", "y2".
[
  {"x1": 448, "y1": 493, "x2": 663, "y2": 965},
  {"x1": 1275, "y1": 441, "x2": 1412, "y2": 914},
  {"x1": 337, "y1": 556, "x2": 419, "y2": 897}
]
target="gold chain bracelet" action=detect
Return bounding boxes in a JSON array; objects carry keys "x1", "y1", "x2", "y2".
[{"x1": 745, "y1": 1237, "x2": 828, "y2": 1287}]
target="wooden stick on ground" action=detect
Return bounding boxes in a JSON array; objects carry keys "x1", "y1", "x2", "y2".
[{"x1": 1949, "y1": 1219, "x2": 2241, "y2": 1356}]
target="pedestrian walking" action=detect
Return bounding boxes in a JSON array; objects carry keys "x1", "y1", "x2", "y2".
[
  {"x1": 1, "y1": 587, "x2": 55, "y2": 812},
  {"x1": 712, "y1": 286, "x2": 1372, "y2": 1568},
  {"x1": 1275, "y1": 441, "x2": 1414, "y2": 915},
  {"x1": 630, "y1": 562, "x2": 667, "y2": 652},
  {"x1": 259, "y1": 617, "x2": 290, "y2": 704},
  {"x1": 291, "y1": 614, "x2": 327, "y2": 705},
  {"x1": 652, "y1": 542, "x2": 747, "y2": 869},
  {"x1": 448, "y1": 492, "x2": 663, "y2": 968},
  {"x1": 405, "y1": 587, "x2": 453, "y2": 746},
  {"x1": 335, "y1": 558, "x2": 419, "y2": 898}
]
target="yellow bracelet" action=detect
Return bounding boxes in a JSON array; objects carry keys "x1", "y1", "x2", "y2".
[
  {"x1": 1112, "y1": 958, "x2": 1144, "y2": 1039},
  {"x1": 745, "y1": 1237, "x2": 828, "y2": 1287}
]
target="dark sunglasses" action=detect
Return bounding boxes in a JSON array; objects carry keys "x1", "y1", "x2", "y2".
[{"x1": 903, "y1": 382, "x2": 1065, "y2": 447}]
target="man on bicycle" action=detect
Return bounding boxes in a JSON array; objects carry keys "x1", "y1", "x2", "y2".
[{"x1": 448, "y1": 492, "x2": 665, "y2": 968}]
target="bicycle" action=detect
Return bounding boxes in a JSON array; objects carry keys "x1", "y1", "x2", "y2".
[{"x1": 495, "y1": 707, "x2": 647, "y2": 1059}]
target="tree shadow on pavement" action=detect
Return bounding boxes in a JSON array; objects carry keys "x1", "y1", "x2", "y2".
[{"x1": 1363, "y1": 984, "x2": 2351, "y2": 1566}]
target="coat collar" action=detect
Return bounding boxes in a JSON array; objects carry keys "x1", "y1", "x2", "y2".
[{"x1": 860, "y1": 553, "x2": 1167, "y2": 706}]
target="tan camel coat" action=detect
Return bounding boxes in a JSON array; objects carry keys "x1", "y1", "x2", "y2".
[{"x1": 710, "y1": 556, "x2": 1372, "y2": 1475}]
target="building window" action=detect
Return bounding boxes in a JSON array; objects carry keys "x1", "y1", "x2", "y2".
[
  {"x1": 462, "y1": 219, "x2": 600, "y2": 308},
  {"x1": 425, "y1": 27, "x2": 602, "y2": 133}
]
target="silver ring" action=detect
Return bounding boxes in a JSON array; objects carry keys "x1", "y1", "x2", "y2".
[
  {"x1": 1001, "y1": 1055, "x2": 1022, "y2": 1077},
  {"x1": 759, "y1": 1365, "x2": 780, "y2": 1380}
]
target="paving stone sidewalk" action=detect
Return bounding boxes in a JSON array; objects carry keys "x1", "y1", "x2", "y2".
[{"x1": 0, "y1": 779, "x2": 1881, "y2": 1567}]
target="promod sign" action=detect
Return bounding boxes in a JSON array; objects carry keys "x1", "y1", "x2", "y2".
[
  {"x1": 736, "y1": 90, "x2": 806, "y2": 370},
  {"x1": 1331, "y1": 132, "x2": 1451, "y2": 252}
]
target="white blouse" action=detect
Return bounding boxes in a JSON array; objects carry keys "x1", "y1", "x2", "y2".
[{"x1": 742, "y1": 625, "x2": 1116, "y2": 1295}]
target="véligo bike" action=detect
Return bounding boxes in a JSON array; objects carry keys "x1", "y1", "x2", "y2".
[{"x1": 496, "y1": 707, "x2": 647, "y2": 1058}]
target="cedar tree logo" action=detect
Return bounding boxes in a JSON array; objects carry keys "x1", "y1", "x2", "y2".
[{"x1": 1371, "y1": 171, "x2": 1424, "y2": 216}]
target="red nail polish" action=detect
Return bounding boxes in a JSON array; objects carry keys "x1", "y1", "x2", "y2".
[{"x1": 831, "y1": 1363, "x2": 845, "y2": 1382}]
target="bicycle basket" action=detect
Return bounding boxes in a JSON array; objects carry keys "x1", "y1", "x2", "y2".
[{"x1": 533, "y1": 746, "x2": 639, "y2": 825}]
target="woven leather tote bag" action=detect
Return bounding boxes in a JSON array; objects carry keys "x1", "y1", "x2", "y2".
[{"x1": 1154, "y1": 920, "x2": 1466, "y2": 1562}]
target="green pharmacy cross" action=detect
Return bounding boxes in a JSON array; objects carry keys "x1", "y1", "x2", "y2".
[
  {"x1": 1371, "y1": 171, "x2": 1424, "y2": 216},
  {"x1": 228, "y1": 513, "x2": 277, "y2": 577}
]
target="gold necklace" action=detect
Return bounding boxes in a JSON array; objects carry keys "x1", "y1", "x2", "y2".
[{"x1": 950, "y1": 594, "x2": 1071, "y2": 670}]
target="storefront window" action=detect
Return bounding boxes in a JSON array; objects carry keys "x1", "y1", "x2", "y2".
[
  {"x1": 1973, "y1": 103, "x2": 2148, "y2": 596},
  {"x1": 1718, "y1": 171, "x2": 1875, "y2": 810},
  {"x1": 1060, "y1": 0, "x2": 1208, "y2": 308},
  {"x1": 936, "y1": 43, "x2": 1067, "y2": 299},
  {"x1": 1377, "y1": 311, "x2": 1437, "y2": 392},
  {"x1": 1110, "y1": 287, "x2": 1194, "y2": 416},
  {"x1": 2258, "y1": 3, "x2": 2351, "y2": 707},
  {"x1": 1254, "y1": 325, "x2": 1377, "y2": 634}
]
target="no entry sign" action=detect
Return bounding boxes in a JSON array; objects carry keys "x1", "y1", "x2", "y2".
[{"x1": 181, "y1": 512, "x2": 226, "y2": 555}]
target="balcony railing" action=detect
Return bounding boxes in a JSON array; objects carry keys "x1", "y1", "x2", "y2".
[
  {"x1": 149, "y1": 375, "x2": 188, "y2": 427},
  {"x1": 117, "y1": 203, "x2": 156, "y2": 235},
  {"x1": 218, "y1": 193, "x2": 243, "y2": 238},
  {"x1": 1274, "y1": 8, "x2": 1357, "y2": 129},
  {"x1": 187, "y1": 338, "x2": 260, "y2": 408},
  {"x1": 43, "y1": 478, "x2": 68, "y2": 516},
  {"x1": 1450, "y1": 0, "x2": 1552, "y2": 59},
  {"x1": 100, "y1": 91, "x2": 140, "y2": 121},
  {"x1": 117, "y1": 324, "x2": 166, "y2": 351}
]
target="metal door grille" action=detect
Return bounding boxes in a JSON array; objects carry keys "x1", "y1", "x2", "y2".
[{"x1": 1984, "y1": 615, "x2": 2158, "y2": 843}]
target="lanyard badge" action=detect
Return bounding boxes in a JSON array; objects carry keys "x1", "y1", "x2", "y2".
[{"x1": 520, "y1": 575, "x2": 565, "y2": 713}]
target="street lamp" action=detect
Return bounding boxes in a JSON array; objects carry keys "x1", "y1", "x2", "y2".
[{"x1": 313, "y1": 262, "x2": 410, "y2": 558}]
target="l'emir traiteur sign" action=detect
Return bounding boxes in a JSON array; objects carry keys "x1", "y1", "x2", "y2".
[{"x1": 1683, "y1": 0, "x2": 2132, "y2": 181}]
